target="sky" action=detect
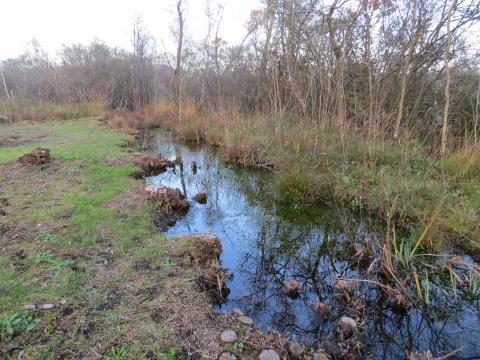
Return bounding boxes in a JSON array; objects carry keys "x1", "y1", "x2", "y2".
[{"x1": 0, "y1": 0, "x2": 262, "y2": 60}]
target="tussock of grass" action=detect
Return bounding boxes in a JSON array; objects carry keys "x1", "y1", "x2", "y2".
[
  {"x1": 276, "y1": 165, "x2": 332, "y2": 204},
  {"x1": 440, "y1": 143, "x2": 480, "y2": 180}
]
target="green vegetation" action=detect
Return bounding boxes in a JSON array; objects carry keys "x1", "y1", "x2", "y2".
[
  {"x1": 0, "y1": 118, "x2": 281, "y2": 359},
  {"x1": 0, "y1": 119, "x2": 169, "y2": 357},
  {"x1": 0, "y1": 312, "x2": 41, "y2": 337}
]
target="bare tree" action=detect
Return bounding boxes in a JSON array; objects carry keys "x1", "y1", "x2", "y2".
[
  {"x1": 326, "y1": 0, "x2": 347, "y2": 133},
  {"x1": 394, "y1": 0, "x2": 420, "y2": 140},
  {"x1": 441, "y1": 0, "x2": 457, "y2": 155},
  {"x1": 175, "y1": 0, "x2": 185, "y2": 123}
]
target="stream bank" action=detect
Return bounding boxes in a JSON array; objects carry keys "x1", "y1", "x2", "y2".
[{"x1": 146, "y1": 128, "x2": 480, "y2": 360}]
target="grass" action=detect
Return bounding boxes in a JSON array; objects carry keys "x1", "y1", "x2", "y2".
[
  {"x1": 0, "y1": 118, "x2": 290, "y2": 359},
  {"x1": 152, "y1": 101, "x2": 480, "y2": 254},
  {"x1": 0, "y1": 99, "x2": 104, "y2": 122},
  {"x1": 0, "y1": 119, "x2": 167, "y2": 356}
]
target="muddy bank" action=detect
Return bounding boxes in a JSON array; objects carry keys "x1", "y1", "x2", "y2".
[{"x1": 18, "y1": 147, "x2": 51, "y2": 165}]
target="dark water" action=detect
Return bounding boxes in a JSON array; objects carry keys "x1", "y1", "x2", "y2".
[{"x1": 147, "y1": 130, "x2": 480, "y2": 359}]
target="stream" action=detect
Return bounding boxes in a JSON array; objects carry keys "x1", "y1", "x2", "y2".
[{"x1": 146, "y1": 130, "x2": 480, "y2": 359}]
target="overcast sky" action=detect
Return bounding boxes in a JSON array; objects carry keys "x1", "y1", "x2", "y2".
[{"x1": 0, "y1": 0, "x2": 261, "y2": 60}]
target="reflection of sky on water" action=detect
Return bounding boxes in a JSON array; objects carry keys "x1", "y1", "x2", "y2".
[{"x1": 147, "y1": 131, "x2": 480, "y2": 359}]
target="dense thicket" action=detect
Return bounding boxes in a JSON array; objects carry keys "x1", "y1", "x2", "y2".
[{"x1": 1, "y1": 0, "x2": 479, "y2": 149}]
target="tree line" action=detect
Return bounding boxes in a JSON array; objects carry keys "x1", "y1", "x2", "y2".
[{"x1": 1, "y1": 0, "x2": 480, "y2": 151}]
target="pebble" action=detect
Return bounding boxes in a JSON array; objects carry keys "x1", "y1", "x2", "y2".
[
  {"x1": 219, "y1": 351, "x2": 237, "y2": 360},
  {"x1": 259, "y1": 349, "x2": 280, "y2": 360},
  {"x1": 40, "y1": 304, "x2": 55, "y2": 310},
  {"x1": 220, "y1": 330, "x2": 238, "y2": 344},
  {"x1": 287, "y1": 341, "x2": 303, "y2": 359},
  {"x1": 24, "y1": 304, "x2": 36, "y2": 311},
  {"x1": 237, "y1": 315, "x2": 253, "y2": 325},
  {"x1": 339, "y1": 316, "x2": 357, "y2": 335}
]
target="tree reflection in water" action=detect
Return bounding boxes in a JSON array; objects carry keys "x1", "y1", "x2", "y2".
[{"x1": 148, "y1": 131, "x2": 480, "y2": 360}]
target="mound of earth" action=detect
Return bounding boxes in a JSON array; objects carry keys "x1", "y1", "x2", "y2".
[
  {"x1": 134, "y1": 153, "x2": 175, "y2": 175},
  {"x1": 18, "y1": 148, "x2": 51, "y2": 165}
]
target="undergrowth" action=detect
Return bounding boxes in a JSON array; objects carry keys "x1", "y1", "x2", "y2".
[{"x1": 152, "y1": 101, "x2": 480, "y2": 254}]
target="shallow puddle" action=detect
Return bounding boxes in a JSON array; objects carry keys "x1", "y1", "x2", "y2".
[{"x1": 147, "y1": 130, "x2": 480, "y2": 359}]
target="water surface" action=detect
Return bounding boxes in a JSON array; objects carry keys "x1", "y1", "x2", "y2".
[{"x1": 147, "y1": 130, "x2": 480, "y2": 359}]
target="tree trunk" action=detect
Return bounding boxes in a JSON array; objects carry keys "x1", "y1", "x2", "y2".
[
  {"x1": 441, "y1": 0, "x2": 457, "y2": 156},
  {"x1": 326, "y1": 0, "x2": 346, "y2": 132},
  {"x1": 475, "y1": 72, "x2": 480, "y2": 144},
  {"x1": 175, "y1": 0, "x2": 184, "y2": 124},
  {"x1": 394, "y1": 0, "x2": 418, "y2": 140}
]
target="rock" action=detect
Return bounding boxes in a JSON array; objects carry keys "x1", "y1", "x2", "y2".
[
  {"x1": 220, "y1": 330, "x2": 238, "y2": 344},
  {"x1": 232, "y1": 308, "x2": 244, "y2": 317},
  {"x1": 338, "y1": 316, "x2": 357, "y2": 335},
  {"x1": 40, "y1": 303, "x2": 55, "y2": 310},
  {"x1": 219, "y1": 351, "x2": 237, "y2": 360},
  {"x1": 282, "y1": 279, "x2": 301, "y2": 298},
  {"x1": 192, "y1": 191, "x2": 207, "y2": 204},
  {"x1": 311, "y1": 350, "x2": 330, "y2": 360},
  {"x1": 311, "y1": 301, "x2": 330, "y2": 315},
  {"x1": 144, "y1": 185, "x2": 189, "y2": 215},
  {"x1": 259, "y1": 349, "x2": 281, "y2": 360},
  {"x1": 18, "y1": 148, "x2": 51, "y2": 165},
  {"x1": 237, "y1": 315, "x2": 253, "y2": 326},
  {"x1": 24, "y1": 304, "x2": 36, "y2": 311},
  {"x1": 287, "y1": 341, "x2": 303, "y2": 359}
]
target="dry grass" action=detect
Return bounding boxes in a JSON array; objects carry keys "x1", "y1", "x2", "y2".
[
  {"x1": 104, "y1": 107, "x2": 163, "y2": 134},
  {"x1": 149, "y1": 101, "x2": 480, "y2": 254},
  {"x1": 0, "y1": 100, "x2": 104, "y2": 123},
  {"x1": 440, "y1": 143, "x2": 480, "y2": 180}
]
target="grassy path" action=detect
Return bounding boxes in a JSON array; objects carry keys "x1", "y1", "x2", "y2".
[{"x1": 0, "y1": 119, "x2": 284, "y2": 359}]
